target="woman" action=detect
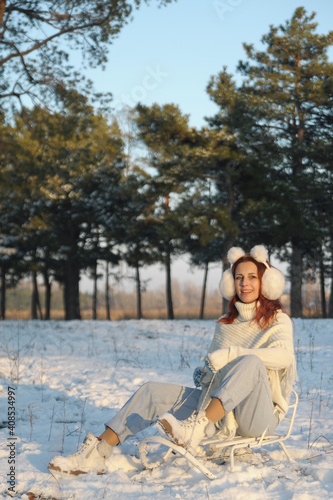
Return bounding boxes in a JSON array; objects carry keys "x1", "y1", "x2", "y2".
[{"x1": 48, "y1": 245, "x2": 296, "y2": 475}]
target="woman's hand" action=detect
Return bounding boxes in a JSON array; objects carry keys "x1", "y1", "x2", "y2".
[
  {"x1": 193, "y1": 365, "x2": 214, "y2": 387},
  {"x1": 206, "y1": 347, "x2": 238, "y2": 373}
]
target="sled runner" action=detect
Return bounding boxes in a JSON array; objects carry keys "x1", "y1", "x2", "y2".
[{"x1": 139, "y1": 390, "x2": 298, "y2": 480}]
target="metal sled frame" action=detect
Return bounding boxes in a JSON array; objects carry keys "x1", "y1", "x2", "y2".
[{"x1": 139, "y1": 390, "x2": 298, "y2": 480}]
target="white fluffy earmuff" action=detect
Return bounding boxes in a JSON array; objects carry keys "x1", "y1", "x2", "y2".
[
  {"x1": 219, "y1": 246, "x2": 245, "y2": 300},
  {"x1": 261, "y1": 267, "x2": 285, "y2": 300},
  {"x1": 219, "y1": 244, "x2": 285, "y2": 301}
]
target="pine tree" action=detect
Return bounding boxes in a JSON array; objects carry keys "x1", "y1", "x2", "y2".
[
  {"x1": 177, "y1": 122, "x2": 241, "y2": 317},
  {"x1": 2, "y1": 88, "x2": 126, "y2": 319},
  {"x1": 235, "y1": 7, "x2": 333, "y2": 317},
  {"x1": 134, "y1": 103, "x2": 196, "y2": 319}
]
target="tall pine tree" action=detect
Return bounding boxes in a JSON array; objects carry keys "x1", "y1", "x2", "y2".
[{"x1": 236, "y1": 7, "x2": 333, "y2": 317}]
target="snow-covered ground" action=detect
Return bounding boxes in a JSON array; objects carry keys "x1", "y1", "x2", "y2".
[{"x1": 0, "y1": 318, "x2": 332, "y2": 499}]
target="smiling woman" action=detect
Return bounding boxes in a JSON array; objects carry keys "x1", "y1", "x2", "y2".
[
  {"x1": 234, "y1": 261, "x2": 261, "y2": 303},
  {"x1": 219, "y1": 245, "x2": 286, "y2": 328}
]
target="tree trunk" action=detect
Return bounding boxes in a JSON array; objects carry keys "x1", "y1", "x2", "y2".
[
  {"x1": 1, "y1": 264, "x2": 6, "y2": 320},
  {"x1": 105, "y1": 261, "x2": 111, "y2": 320},
  {"x1": 135, "y1": 262, "x2": 143, "y2": 319},
  {"x1": 0, "y1": 1, "x2": 5, "y2": 29},
  {"x1": 31, "y1": 270, "x2": 43, "y2": 320},
  {"x1": 31, "y1": 272, "x2": 37, "y2": 320},
  {"x1": 329, "y1": 277, "x2": 333, "y2": 319},
  {"x1": 63, "y1": 260, "x2": 81, "y2": 320},
  {"x1": 92, "y1": 262, "x2": 98, "y2": 320},
  {"x1": 199, "y1": 261, "x2": 209, "y2": 320},
  {"x1": 290, "y1": 243, "x2": 303, "y2": 318},
  {"x1": 328, "y1": 242, "x2": 333, "y2": 318},
  {"x1": 43, "y1": 270, "x2": 51, "y2": 320},
  {"x1": 319, "y1": 258, "x2": 327, "y2": 318},
  {"x1": 165, "y1": 244, "x2": 174, "y2": 320}
]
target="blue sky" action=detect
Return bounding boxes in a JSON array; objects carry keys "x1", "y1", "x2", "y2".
[{"x1": 86, "y1": 0, "x2": 333, "y2": 128}]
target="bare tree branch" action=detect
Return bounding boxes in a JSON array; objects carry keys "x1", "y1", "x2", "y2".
[{"x1": 0, "y1": 0, "x2": 177, "y2": 104}]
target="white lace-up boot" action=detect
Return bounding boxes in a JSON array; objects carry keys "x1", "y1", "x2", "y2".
[
  {"x1": 157, "y1": 411, "x2": 211, "y2": 455},
  {"x1": 48, "y1": 432, "x2": 113, "y2": 475}
]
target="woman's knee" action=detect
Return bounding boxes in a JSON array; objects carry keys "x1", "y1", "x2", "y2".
[
  {"x1": 137, "y1": 381, "x2": 169, "y2": 399},
  {"x1": 235, "y1": 354, "x2": 266, "y2": 374},
  {"x1": 136, "y1": 381, "x2": 154, "y2": 397}
]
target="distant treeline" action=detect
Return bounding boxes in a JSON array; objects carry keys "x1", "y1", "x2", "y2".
[
  {"x1": 1, "y1": 8, "x2": 332, "y2": 320},
  {"x1": 4, "y1": 277, "x2": 328, "y2": 321}
]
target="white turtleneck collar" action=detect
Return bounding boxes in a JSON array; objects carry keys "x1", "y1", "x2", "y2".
[{"x1": 235, "y1": 301, "x2": 257, "y2": 321}]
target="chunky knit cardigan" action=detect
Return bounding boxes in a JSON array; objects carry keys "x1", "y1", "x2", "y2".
[{"x1": 198, "y1": 301, "x2": 296, "y2": 436}]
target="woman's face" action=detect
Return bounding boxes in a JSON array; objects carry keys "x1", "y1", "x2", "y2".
[{"x1": 234, "y1": 261, "x2": 260, "y2": 303}]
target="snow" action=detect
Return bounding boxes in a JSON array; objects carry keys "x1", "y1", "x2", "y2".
[{"x1": 0, "y1": 318, "x2": 332, "y2": 499}]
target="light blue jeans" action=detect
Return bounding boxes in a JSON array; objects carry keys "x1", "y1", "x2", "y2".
[{"x1": 105, "y1": 355, "x2": 279, "y2": 444}]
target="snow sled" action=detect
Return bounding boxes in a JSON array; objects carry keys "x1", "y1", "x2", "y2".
[{"x1": 139, "y1": 390, "x2": 298, "y2": 480}]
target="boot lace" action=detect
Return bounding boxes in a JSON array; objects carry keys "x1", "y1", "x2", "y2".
[{"x1": 72, "y1": 435, "x2": 94, "y2": 457}]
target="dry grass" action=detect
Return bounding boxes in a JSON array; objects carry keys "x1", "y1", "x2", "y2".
[
  {"x1": 4, "y1": 306, "x2": 224, "y2": 321},
  {"x1": 8, "y1": 290, "x2": 329, "y2": 321}
]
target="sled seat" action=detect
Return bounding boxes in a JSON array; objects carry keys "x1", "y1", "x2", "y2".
[{"x1": 139, "y1": 390, "x2": 298, "y2": 480}]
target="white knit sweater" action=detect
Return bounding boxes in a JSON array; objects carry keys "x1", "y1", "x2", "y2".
[{"x1": 198, "y1": 301, "x2": 296, "y2": 434}]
